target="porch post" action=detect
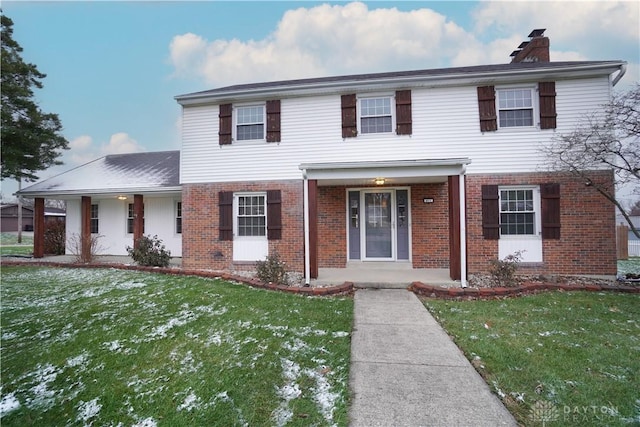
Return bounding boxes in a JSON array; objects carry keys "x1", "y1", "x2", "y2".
[
  {"x1": 308, "y1": 179, "x2": 318, "y2": 279},
  {"x1": 459, "y1": 172, "x2": 467, "y2": 287},
  {"x1": 133, "y1": 194, "x2": 144, "y2": 246},
  {"x1": 303, "y1": 175, "x2": 311, "y2": 285},
  {"x1": 81, "y1": 196, "x2": 92, "y2": 262},
  {"x1": 33, "y1": 197, "x2": 45, "y2": 258},
  {"x1": 448, "y1": 176, "x2": 461, "y2": 280}
]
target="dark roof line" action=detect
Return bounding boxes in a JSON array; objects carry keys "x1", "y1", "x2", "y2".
[{"x1": 177, "y1": 60, "x2": 623, "y2": 99}]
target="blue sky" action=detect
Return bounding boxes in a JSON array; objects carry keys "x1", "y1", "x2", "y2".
[{"x1": 2, "y1": 1, "x2": 639, "y2": 200}]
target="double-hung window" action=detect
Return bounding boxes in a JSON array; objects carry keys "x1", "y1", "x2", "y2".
[
  {"x1": 499, "y1": 188, "x2": 537, "y2": 236},
  {"x1": 90, "y1": 204, "x2": 99, "y2": 234},
  {"x1": 359, "y1": 96, "x2": 393, "y2": 134},
  {"x1": 237, "y1": 194, "x2": 266, "y2": 237},
  {"x1": 176, "y1": 201, "x2": 182, "y2": 234},
  {"x1": 127, "y1": 203, "x2": 145, "y2": 234},
  {"x1": 236, "y1": 105, "x2": 265, "y2": 141},
  {"x1": 497, "y1": 88, "x2": 534, "y2": 128}
]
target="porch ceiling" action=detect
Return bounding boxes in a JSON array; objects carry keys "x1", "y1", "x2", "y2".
[{"x1": 299, "y1": 158, "x2": 471, "y2": 187}]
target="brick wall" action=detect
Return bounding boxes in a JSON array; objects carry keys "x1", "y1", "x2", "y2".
[
  {"x1": 466, "y1": 170, "x2": 617, "y2": 276},
  {"x1": 183, "y1": 171, "x2": 617, "y2": 277},
  {"x1": 182, "y1": 180, "x2": 304, "y2": 272}
]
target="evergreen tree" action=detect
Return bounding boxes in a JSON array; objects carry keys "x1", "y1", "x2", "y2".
[{"x1": 1, "y1": 13, "x2": 69, "y2": 182}]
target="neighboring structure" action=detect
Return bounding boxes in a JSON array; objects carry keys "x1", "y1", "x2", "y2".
[
  {"x1": 19, "y1": 30, "x2": 625, "y2": 285},
  {"x1": 1, "y1": 204, "x2": 65, "y2": 232}
]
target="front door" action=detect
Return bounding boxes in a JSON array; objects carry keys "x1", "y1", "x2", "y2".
[{"x1": 364, "y1": 191, "x2": 393, "y2": 259}]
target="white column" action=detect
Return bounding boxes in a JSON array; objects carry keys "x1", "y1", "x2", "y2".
[
  {"x1": 459, "y1": 172, "x2": 467, "y2": 287},
  {"x1": 303, "y1": 173, "x2": 311, "y2": 285}
]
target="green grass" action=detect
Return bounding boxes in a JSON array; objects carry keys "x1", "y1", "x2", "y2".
[
  {"x1": 0, "y1": 266, "x2": 353, "y2": 426},
  {"x1": 0, "y1": 233, "x2": 33, "y2": 256},
  {"x1": 424, "y1": 292, "x2": 640, "y2": 426}
]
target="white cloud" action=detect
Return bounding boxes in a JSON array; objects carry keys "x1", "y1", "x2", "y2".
[
  {"x1": 169, "y1": 2, "x2": 479, "y2": 86},
  {"x1": 168, "y1": 1, "x2": 639, "y2": 88},
  {"x1": 101, "y1": 133, "x2": 145, "y2": 155},
  {"x1": 69, "y1": 135, "x2": 93, "y2": 151},
  {"x1": 472, "y1": 1, "x2": 639, "y2": 62}
]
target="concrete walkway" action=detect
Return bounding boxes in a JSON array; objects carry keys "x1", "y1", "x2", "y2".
[{"x1": 349, "y1": 289, "x2": 517, "y2": 427}]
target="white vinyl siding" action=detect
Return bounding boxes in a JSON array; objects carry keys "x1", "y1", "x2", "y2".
[
  {"x1": 65, "y1": 196, "x2": 182, "y2": 257},
  {"x1": 180, "y1": 76, "x2": 612, "y2": 183}
]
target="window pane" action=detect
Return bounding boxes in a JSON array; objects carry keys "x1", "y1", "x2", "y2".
[
  {"x1": 237, "y1": 195, "x2": 266, "y2": 236},
  {"x1": 361, "y1": 116, "x2": 392, "y2": 134},
  {"x1": 237, "y1": 124, "x2": 264, "y2": 140},
  {"x1": 498, "y1": 89, "x2": 533, "y2": 127},
  {"x1": 499, "y1": 109, "x2": 533, "y2": 127}
]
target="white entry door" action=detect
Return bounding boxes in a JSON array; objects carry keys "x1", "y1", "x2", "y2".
[{"x1": 233, "y1": 193, "x2": 268, "y2": 261}]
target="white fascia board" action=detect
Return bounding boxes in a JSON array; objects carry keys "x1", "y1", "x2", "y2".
[
  {"x1": 18, "y1": 186, "x2": 183, "y2": 199},
  {"x1": 300, "y1": 159, "x2": 471, "y2": 181},
  {"x1": 175, "y1": 62, "x2": 625, "y2": 106}
]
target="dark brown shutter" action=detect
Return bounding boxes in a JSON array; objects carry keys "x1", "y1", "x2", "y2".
[
  {"x1": 266, "y1": 190, "x2": 282, "y2": 240},
  {"x1": 541, "y1": 183, "x2": 561, "y2": 239},
  {"x1": 539, "y1": 82, "x2": 557, "y2": 129},
  {"x1": 341, "y1": 94, "x2": 357, "y2": 138},
  {"x1": 395, "y1": 90, "x2": 412, "y2": 135},
  {"x1": 482, "y1": 185, "x2": 500, "y2": 239},
  {"x1": 219, "y1": 191, "x2": 233, "y2": 241},
  {"x1": 219, "y1": 104, "x2": 232, "y2": 145},
  {"x1": 266, "y1": 100, "x2": 281, "y2": 142},
  {"x1": 477, "y1": 86, "x2": 497, "y2": 132}
]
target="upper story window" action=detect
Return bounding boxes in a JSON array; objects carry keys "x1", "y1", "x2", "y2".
[
  {"x1": 235, "y1": 105, "x2": 265, "y2": 141},
  {"x1": 499, "y1": 187, "x2": 539, "y2": 236},
  {"x1": 90, "y1": 204, "x2": 99, "y2": 234},
  {"x1": 497, "y1": 88, "x2": 534, "y2": 128},
  {"x1": 359, "y1": 96, "x2": 393, "y2": 134}
]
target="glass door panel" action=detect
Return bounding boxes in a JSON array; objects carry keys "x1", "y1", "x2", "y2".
[{"x1": 364, "y1": 192, "x2": 392, "y2": 258}]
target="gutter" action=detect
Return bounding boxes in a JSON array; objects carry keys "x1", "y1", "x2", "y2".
[
  {"x1": 16, "y1": 186, "x2": 183, "y2": 199},
  {"x1": 612, "y1": 63, "x2": 627, "y2": 87}
]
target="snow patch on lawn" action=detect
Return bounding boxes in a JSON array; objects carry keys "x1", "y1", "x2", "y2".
[
  {"x1": 145, "y1": 310, "x2": 197, "y2": 339},
  {"x1": 0, "y1": 390, "x2": 21, "y2": 417},
  {"x1": 177, "y1": 390, "x2": 201, "y2": 412},
  {"x1": 77, "y1": 397, "x2": 102, "y2": 423}
]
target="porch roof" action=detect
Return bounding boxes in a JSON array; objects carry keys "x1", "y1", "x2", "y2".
[
  {"x1": 299, "y1": 158, "x2": 471, "y2": 186},
  {"x1": 17, "y1": 151, "x2": 181, "y2": 199}
]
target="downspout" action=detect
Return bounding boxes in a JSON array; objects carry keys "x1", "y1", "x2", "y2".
[
  {"x1": 302, "y1": 170, "x2": 311, "y2": 285},
  {"x1": 612, "y1": 63, "x2": 627, "y2": 87},
  {"x1": 459, "y1": 170, "x2": 467, "y2": 288}
]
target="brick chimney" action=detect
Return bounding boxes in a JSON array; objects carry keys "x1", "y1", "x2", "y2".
[{"x1": 510, "y1": 29, "x2": 550, "y2": 63}]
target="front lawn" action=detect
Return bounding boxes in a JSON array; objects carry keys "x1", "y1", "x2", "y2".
[
  {"x1": 0, "y1": 266, "x2": 353, "y2": 426},
  {"x1": 424, "y1": 292, "x2": 640, "y2": 426}
]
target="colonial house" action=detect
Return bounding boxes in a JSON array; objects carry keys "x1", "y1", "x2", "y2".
[{"x1": 18, "y1": 30, "x2": 626, "y2": 286}]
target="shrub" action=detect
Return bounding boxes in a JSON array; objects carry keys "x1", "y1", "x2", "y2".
[
  {"x1": 488, "y1": 251, "x2": 523, "y2": 287},
  {"x1": 43, "y1": 220, "x2": 65, "y2": 255},
  {"x1": 67, "y1": 233, "x2": 104, "y2": 263},
  {"x1": 126, "y1": 234, "x2": 171, "y2": 267},
  {"x1": 256, "y1": 251, "x2": 288, "y2": 285}
]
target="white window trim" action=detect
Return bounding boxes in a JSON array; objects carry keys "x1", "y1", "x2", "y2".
[
  {"x1": 498, "y1": 185, "x2": 541, "y2": 238},
  {"x1": 233, "y1": 103, "x2": 266, "y2": 143},
  {"x1": 126, "y1": 203, "x2": 145, "y2": 235},
  {"x1": 175, "y1": 200, "x2": 182, "y2": 235},
  {"x1": 495, "y1": 85, "x2": 539, "y2": 130},
  {"x1": 233, "y1": 192, "x2": 267, "y2": 239},
  {"x1": 90, "y1": 203, "x2": 99, "y2": 235},
  {"x1": 357, "y1": 94, "x2": 395, "y2": 136}
]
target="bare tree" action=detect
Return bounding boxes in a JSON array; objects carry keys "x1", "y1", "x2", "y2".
[{"x1": 544, "y1": 83, "x2": 639, "y2": 238}]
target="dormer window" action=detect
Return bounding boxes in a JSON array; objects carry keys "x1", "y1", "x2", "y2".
[{"x1": 235, "y1": 105, "x2": 265, "y2": 141}]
